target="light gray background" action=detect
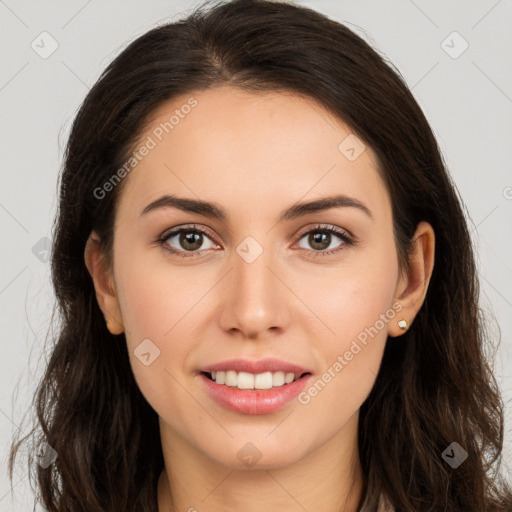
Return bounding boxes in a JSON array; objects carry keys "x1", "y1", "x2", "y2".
[{"x1": 1, "y1": 1, "x2": 511, "y2": 510}]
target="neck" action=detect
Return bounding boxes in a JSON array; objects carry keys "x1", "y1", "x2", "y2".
[{"x1": 157, "y1": 415, "x2": 364, "y2": 512}]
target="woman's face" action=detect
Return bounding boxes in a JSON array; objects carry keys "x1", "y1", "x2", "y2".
[{"x1": 105, "y1": 85, "x2": 407, "y2": 469}]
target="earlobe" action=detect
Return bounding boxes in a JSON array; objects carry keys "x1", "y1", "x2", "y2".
[
  {"x1": 388, "y1": 221, "x2": 435, "y2": 338},
  {"x1": 84, "y1": 231, "x2": 124, "y2": 335}
]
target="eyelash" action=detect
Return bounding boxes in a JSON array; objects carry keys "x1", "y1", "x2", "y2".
[{"x1": 155, "y1": 223, "x2": 355, "y2": 259}]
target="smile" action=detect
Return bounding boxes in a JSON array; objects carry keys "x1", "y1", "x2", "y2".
[
  {"x1": 200, "y1": 371, "x2": 312, "y2": 415},
  {"x1": 205, "y1": 370, "x2": 305, "y2": 390}
]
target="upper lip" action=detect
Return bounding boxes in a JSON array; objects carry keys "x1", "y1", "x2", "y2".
[{"x1": 201, "y1": 358, "x2": 312, "y2": 375}]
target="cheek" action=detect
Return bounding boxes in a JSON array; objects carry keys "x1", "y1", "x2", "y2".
[
  {"x1": 297, "y1": 242, "x2": 399, "y2": 352},
  {"x1": 111, "y1": 246, "x2": 192, "y2": 400},
  {"x1": 114, "y1": 243, "x2": 206, "y2": 347},
  {"x1": 292, "y1": 244, "x2": 399, "y2": 414}
]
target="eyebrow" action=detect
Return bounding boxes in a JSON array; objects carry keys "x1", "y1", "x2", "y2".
[{"x1": 140, "y1": 193, "x2": 373, "y2": 222}]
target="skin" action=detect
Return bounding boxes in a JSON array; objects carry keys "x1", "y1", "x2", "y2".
[{"x1": 84, "y1": 85, "x2": 435, "y2": 512}]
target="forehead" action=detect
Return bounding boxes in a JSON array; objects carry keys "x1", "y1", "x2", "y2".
[{"x1": 115, "y1": 85, "x2": 390, "y2": 225}]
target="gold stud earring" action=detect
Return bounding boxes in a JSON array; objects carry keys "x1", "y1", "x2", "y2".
[{"x1": 397, "y1": 319, "x2": 408, "y2": 331}]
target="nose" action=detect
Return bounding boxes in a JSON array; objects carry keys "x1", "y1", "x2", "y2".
[{"x1": 217, "y1": 240, "x2": 290, "y2": 340}]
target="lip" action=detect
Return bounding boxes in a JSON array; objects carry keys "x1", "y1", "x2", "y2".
[
  {"x1": 198, "y1": 358, "x2": 313, "y2": 415},
  {"x1": 199, "y1": 373, "x2": 312, "y2": 414},
  {"x1": 201, "y1": 358, "x2": 311, "y2": 375}
]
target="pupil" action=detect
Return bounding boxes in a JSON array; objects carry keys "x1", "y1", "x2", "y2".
[
  {"x1": 310, "y1": 232, "x2": 329, "y2": 250},
  {"x1": 181, "y1": 231, "x2": 202, "y2": 250}
]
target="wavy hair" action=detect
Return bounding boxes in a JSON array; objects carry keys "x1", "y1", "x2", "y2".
[{"x1": 9, "y1": 0, "x2": 511, "y2": 510}]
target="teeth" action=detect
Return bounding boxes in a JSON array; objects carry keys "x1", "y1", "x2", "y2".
[
  {"x1": 237, "y1": 372, "x2": 254, "y2": 389},
  {"x1": 225, "y1": 370, "x2": 237, "y2": 387},
  {"x1": 208, "y1": 370, "x2": 302, "y2": 390},
  {"x1": 272, "y1": 371, "x2": 285, "y2": 387},
  {"x1": 255, "y1": 371, "x2": 273, "y2": 389}
]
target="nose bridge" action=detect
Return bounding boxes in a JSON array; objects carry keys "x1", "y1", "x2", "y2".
[
  {"x1": 235, "y1": 249, "x2": 271, "y2": 303},
  {"x1": 219, "y1": 234, "x2": 287, "y2": 336},
  {"x1": 234, "y1": 235, "x2": 277, "y2": 310}
]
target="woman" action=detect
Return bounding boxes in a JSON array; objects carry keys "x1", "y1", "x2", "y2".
[{"x1": 9, "y1": 0, "x2": 511, "y2": 510}]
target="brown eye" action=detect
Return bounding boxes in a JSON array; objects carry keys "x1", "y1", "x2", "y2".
[
  {"x1": 159, "y1": 225, "x2": 218, "y2": 257},
  {"x1": 307, "y1": 231, "x2": 332, "y2": 251},
  {"x1": 178, "y1": 231, "x2": 203, "y2": 251},
  {"x1": 296, "y1": 225, "x2": 353, "y2": 256}
]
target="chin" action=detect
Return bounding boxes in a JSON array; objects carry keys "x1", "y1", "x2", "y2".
[{"x1": 205, "y1": 436, "x2": 310, "y2": 471}]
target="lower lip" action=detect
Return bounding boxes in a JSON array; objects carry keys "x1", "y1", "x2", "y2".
[{"x1": 199, "y1": 373, "x2": 312, "y2": 415}]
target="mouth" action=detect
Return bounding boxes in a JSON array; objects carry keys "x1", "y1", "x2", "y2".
[
  {"x1": 198, "y1": 358, "x2": 313, "y2": 414},
  {"x1": 201, "y1": 370, "x2": 310, "y2": 390},
  {"x1": 199, "y1": 367, "x2": 313, "y2": 415}
]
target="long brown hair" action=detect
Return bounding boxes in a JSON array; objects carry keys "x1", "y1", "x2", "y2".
[{"x1": 9, "y1": 0, "x2": 511, "y2": 510}]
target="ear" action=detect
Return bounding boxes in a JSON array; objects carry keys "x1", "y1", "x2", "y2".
[
  {"x1": 388, "y1": 221, "x2": 435, "y2": 337},
  {"x1": 84, "y1": 231, "x2": 124, "y2": 335}
]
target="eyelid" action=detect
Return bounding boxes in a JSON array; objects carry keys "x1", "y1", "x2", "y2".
[
  {"x1": 158, "y1": 223, "x2": 219, "y2": 244},
  {"x1": 294, "y1": 223, "x2": 354, "y2": 241}
]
